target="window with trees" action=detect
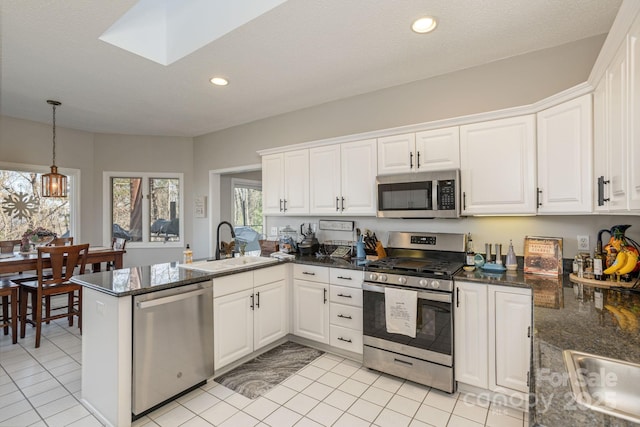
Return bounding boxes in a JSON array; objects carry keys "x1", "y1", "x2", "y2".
[
  {"x1": 105, "y1": 172, "x2": 183, "y2": 247},
  {"x1": 232, "y1": 178, "x2": 263, "y2": 254},
  {"x1": 0, "y1": 163, "x2": 77, "y2": 243}
]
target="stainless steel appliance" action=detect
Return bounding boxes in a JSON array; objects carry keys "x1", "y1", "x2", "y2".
[
  {"x1": 132, "y1": 281, "x2": 214, "y2": 417},
  {"x1": 376, "y1": 170, "x2": 461, "y2": 218},
  {"x1": 362, "y1": 231, "x2": 465, "y2": 393}
]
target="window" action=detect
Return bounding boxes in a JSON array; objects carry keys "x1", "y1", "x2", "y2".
[
  {"x1": 232, "y1": 178, "x2": 262, "y2": 254},
  {"x1": 104, "y1": 172, "x2": 183, "y2": 247},
  {"x1": 0, "y1": 162, "x2": 78, "y2": 242}
]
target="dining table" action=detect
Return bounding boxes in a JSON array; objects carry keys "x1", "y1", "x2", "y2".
[{"x1": 0, "y1": 246, "x2": 125, "y2": 275}]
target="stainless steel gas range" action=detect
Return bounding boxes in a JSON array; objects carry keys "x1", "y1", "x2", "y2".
[{"x1": 362, "y1": 231, "x2": 466, "y2": 393}]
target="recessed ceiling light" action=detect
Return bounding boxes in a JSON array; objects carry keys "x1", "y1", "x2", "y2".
[
  {"x1": 412, "y1": 16, "x2": 437, "y2": 34},
  {"x1": 210, "y1": 77, "x2": 229, "y2": 86}
]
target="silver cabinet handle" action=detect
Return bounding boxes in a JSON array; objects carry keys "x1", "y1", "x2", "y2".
[
  {"x1": 337, "y1": 276, "x2": 352, "y2": 280},
  {"x1": 416, "y1": 151, "x2": 421, "y2": 169},
  {"x1": 256, "y1": 292, "x2": 260, "y2": 308},
  {"x1": 341, "y1": 197, "x2": 345, "y2": 211},
  {"x1": 250, "y1": 294, "x2": 254, "y2": 310},
  {"x1": 302, "y1": 271, "x2": 315, "y2": 276},
  {"x1": 409, "y1": 152, "x2": 414, "y2": 169},
  {"x1": 337, "y1": 293, "x2": 352, "y2": 298},
  {"x1": 337, "y1": 314, "x2": 352, "y2": 319},
  {"x1": 394, "y1": 358, "x2": 413, "y2": 366},
  {"x1": 323, "y1": 288, "x2": 327, "y2": 304},
  {"x1": 136, "y1": 288, "x2": 209, "y2": 310},
  {"x1": 336, "y1": 197, "x2": 340, "y2": 211},
  {"x1": 337, "y1": 337, "x2": 352, "y2": 343}
]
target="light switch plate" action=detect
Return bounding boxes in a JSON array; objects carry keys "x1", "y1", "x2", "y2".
[{"x1": 577, "y1": 235, "x2": 590, "y2": 251}]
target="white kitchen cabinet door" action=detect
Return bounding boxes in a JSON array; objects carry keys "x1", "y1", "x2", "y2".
[
  {"x1": 536, "y1": 94, "x2": 593, "y2": 213},
  {"x1": 309, "y1": 145, "x2": 342, "y2": 214},
  {"x1": 377, "y1": 133, "x2": 415, "y2": 175},
  {"x1": 253, "y1": 279, "x2": 288, "y2": 350},
  {"x1": 283, "y1": 150, "x2": 310, "y2": 214},
  {"x1": 415, "y1": 127, "x2": 460, "y2": 171},
  {"x1": 262, "y1": 153, "x2": 284, "y2": 214},
  {"x1": 606, "y1": 44, "x2": 629, "y2": 211},
  {"x1": 489, "y1": 286, "x2": 532, "y2": 395},
  {"x1": 213, "y1": 289, "x2": 254, "y2": 370},
  {"x1": 629, "y1": 19, "x2": 640, "y2": 210},
  {"x1": 341, "y1": 139, "x2": 377, "y2": 215},
  {"x1": 454, "y1": 281, "x2": 488, "y2": 389},
  {"x1": 292, "y1": 279, "x2": 329, "y2": 344},
  {"x1": 593, "y1": 78, "x2": 610, "y2": 212},
  {"x1": 460, "y1": 115, "x2": 536, "y2": 215}
]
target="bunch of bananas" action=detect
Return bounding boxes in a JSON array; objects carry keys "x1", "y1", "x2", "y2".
[
  {"x1": 604, "y1": 304, "x2": 639, "y2": 332},
  {"x1": 603, "y1": 248, "x2": 639, "y2": 276}
]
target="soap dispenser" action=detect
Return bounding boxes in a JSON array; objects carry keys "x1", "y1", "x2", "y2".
[{"x1": 506, "y1": 240, "x2": 517, "y2": 271}]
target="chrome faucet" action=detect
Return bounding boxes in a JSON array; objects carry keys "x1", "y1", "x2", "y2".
[{"x1": 215, "y1": 221, "x2": 236, "y2": 260}]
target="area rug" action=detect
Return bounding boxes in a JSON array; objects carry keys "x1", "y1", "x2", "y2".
[{"x1": 215, "y1": 341, "x2": 324, "y2": 399}]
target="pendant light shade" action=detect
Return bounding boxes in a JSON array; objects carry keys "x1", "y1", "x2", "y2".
[{"x1": 42, "y1": 100, "x2": 67, "y2": 197}]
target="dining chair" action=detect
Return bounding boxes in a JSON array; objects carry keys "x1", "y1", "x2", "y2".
[
  {"x1": 15, "y1": 243, "x2": 89, "y2": 348},
  {"x1": 49, "y1": 237, "x2": 74, "y2": 246},
  {"x1": 0, "y1": 279, "x2": 19, "y2": 344},
  {"x1": 0, "y1": 239, "x2": 21, "y2": 255},
  {"x1": 106, "y1": 237, "x2": 127, "y2": 270}
]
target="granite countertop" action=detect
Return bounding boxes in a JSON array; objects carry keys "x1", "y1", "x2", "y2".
[
  {"x1": 457, "y1": 268, "x2": 640, "y2": 426},
  {"x1": 71, "y1": 254, "x2": 365, "y2": 297}
]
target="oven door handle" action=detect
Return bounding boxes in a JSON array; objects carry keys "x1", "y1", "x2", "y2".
[{"x1": 362, "y1": 282, "x2": 452, "y2": 303}]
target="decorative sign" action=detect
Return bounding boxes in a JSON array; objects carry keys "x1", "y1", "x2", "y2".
[
  {"x1": 524, "y1": 236, "x2": 563, "y2": 276},
  {"x1": 194, "y1": 196, "x2": 206, "y2": 218},
  {"x1": 319, "y1": 220, "x2": 354, "y2": 231},
  {"x1": 2, "y1": 191, "x2": 37, "y2": 220}
]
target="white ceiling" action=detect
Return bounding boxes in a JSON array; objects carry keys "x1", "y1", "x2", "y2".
[{"x1": 0, "y1": 0, "x2": 623, "y2": 138}]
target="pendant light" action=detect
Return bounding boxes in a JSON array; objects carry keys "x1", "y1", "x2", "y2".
[{"x1": 41, "y1": 100, "x2": 67, "y2": 197}]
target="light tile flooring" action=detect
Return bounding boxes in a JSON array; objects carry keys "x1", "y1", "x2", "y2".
[{"x1": 1, "y1": 319, "x2": 530, "y2": 427}]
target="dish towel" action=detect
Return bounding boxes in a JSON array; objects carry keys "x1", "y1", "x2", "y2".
[{"x1": 384, "y1": 287, "x2": 417, "y2": 338}]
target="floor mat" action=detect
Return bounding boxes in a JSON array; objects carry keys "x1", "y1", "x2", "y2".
[{"x1": 215, "y1": 341, "x2": 324, "y2": 399}]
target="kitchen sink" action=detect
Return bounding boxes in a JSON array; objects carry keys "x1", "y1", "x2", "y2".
[
  {"x1": 181, "y1": 256, "x2": 278, "y2": 273},
  {"x1": 563, "y1": 350, "x2": 640, "y2": 424}
]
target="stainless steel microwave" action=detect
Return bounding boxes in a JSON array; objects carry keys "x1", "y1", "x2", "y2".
[{"x1": 376, "y1": 170, "x2": 461, "y2": 218}]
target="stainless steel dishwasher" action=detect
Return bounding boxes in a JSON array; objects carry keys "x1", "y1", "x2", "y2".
[{"x1": 132, "y1": 280, "x2": 213, "y2": 417}]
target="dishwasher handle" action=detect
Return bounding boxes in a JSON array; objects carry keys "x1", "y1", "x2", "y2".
[{"x1": 136, "y1": 288, "x2": 210, "y2": 310}]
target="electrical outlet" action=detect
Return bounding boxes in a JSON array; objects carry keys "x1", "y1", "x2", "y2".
[
  {"x1": 270, "y1": 226, "x2": 278, "y2": 236},
  {"x1": 577, "y1": 235, "x2": 590, "y2": 251}
]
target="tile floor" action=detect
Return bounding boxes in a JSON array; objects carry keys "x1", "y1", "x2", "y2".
[{"x1": 0, "y1": 318, "x2": 530, "y2": 427}]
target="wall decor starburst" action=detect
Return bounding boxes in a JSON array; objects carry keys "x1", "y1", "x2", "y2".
[{"x1": 2, "y1": 191, "x2": 37, "y2": 220}]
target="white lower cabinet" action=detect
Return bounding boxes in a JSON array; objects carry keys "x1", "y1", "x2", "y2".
[
  {"x1": 455, "y1": 281, "x2": 532, "y2": 398},
  {"x1": 292, "y1": 265, "x2": 330, "y2": 344},
  {"x1": 214, "y1": 266, "x2": 288, "y2": 371},
  {"x1": 328, "y1": 267, "x2": 363, "y2": 354}
]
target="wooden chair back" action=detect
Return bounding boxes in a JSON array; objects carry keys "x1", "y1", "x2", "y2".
[
  {"x1": 37, "y1": 243, "x2": 89, "y2": 285},
  {"x1": 49, "y1": 237, "x2": 74, "y2": 246},
  {"x1": 0, "y1": 239, "x2": 21, "y2": 254}
]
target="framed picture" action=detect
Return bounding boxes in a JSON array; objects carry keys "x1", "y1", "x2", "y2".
[{"x1": 524, "y1": 236, "x2": 563, "y2": 276}]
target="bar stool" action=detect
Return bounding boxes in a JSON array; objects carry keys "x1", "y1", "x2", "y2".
[{"x1": 0, "y1": 279, "x2": 19, "y2": 344}]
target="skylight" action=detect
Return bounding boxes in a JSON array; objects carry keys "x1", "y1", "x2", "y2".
[{"x1": 100, "y1": 0, "x2": 287, "y2": 66}]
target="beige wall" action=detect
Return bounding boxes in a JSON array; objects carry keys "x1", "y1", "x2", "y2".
[
  {"x1": 192, "y1": 34, "x2": 610, "y2": 257},
  {"x1": 0, "y1": 115, "x2": 194, "y2": 267}
]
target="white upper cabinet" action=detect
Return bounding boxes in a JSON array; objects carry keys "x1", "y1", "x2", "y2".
[
  {"x1": 262, "y1": 150, "x2": 309, "y2": 215},
  {"x1": 309, "y1": 139, "x2": 377, "y2": 215},
  {"x1": 460, "y1": 115, "x2": 537, "y2": 215},
  {"x1": 415, "y1": 127, "x2": 460, "y2": 171},
  {"x1": 536, "y1": 94, "x2": 593, "y2": 213},
  {"x1": 593, "y1": 11, "x2": 640, "y2": 214},
  {"x1": 377, "y1": 128, "x2": 459, "y2": 175}
]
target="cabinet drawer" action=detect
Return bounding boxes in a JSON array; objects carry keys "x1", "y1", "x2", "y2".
[
  {"x1": 330, "y1": 303, "x2": 362, "y2": 330},
  {"x1": 330, "y1": 325, "x2": 363, "y2": 354},
  {"x1": 330, "y1": 285, "x2": 362, "y2": 307},
  {"x1": 293, "y1": 264, "x2": 329, "y2": 283},
  {"x1": 254, "y1": 264, "x2": 287, "y2": 287},
  {"x1": 214, "y1": 271, "x2": 253, "y2": 298},
  {"x1": 329, "y1": 268, "x2": 363, "y2": 288}
]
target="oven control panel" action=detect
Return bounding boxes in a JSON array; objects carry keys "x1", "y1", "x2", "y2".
[{"x1": 410, "y1": 235, "x2": 436, "y2": 245}]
